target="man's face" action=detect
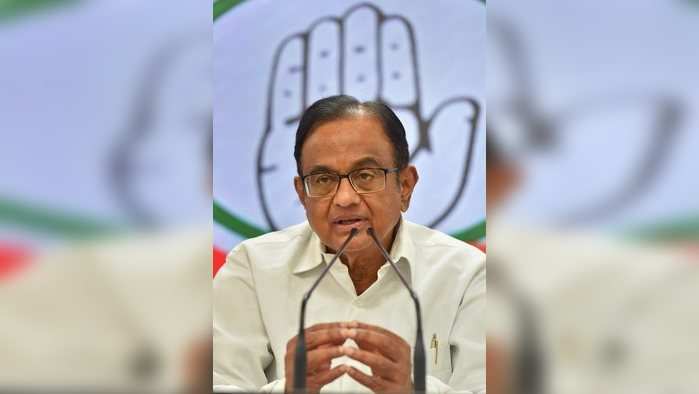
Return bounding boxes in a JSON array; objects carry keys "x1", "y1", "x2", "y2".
[{"x1": 294, "y1": 115, "x2": 418, "y2": 253}]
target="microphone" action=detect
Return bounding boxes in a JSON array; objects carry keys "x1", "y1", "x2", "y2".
[
  {"x1": 294, "y1": 227, "x2": 359, "y2": 393},
  {"x1": 367, "y1": 227, "x2": 426, "y2": 393}
]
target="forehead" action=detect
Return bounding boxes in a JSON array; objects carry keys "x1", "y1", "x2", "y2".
[{"x1": 301, "y1": 115, "x2": 394, "y2": 172}]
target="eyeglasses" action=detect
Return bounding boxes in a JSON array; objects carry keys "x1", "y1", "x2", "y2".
[{"x1": 302, "y1": 167, "x2": 400, "y2": 197}]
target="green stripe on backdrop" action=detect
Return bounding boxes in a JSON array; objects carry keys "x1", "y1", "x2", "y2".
[
  {"x1": 0, "y1": 0, "x2": 81, "y2": 22},
  {"x1": 213, "y1": 0, "x2": 247, "y2": 21},
  {"x1": 213, "y1": 200, "x2": 267, "y2": 238},
  {"x1": 1, "y1": 195, "x2": 695, "y2": 244},
  {"x1": 0, "y1": 197, "x2": 118, "y2": 238},
  {"x1": 627, "y1": 215, "x2": 699, "y2": 242},
  {"x1": 453, "y1": 220, "x2": 486, "y2": 242}
]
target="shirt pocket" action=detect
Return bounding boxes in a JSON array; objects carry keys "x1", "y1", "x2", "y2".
[{"x1": 426, "y1": 333, "x2": 452, "y2": 378}]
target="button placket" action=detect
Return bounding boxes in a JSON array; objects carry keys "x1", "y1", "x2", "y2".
[
  {"x1": 347, "y1": 297, "x2": 362, "y2": 320},
  {"x1": 328, "y1": 261, "x2": 357, "y2": 298}
]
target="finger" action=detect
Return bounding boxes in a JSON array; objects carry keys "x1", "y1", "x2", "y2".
[
  {"x1": 394, "y1": 109, "x2": 420, "y2": 159},
  {"x1": 380, "y1": 15, "x2": 418, "y2": 107},
  {"x1": 408, "y1": 97, "x2": 480, "y2": 228},
  {"x1": 257, "y1": 129, "x2": 300, "y2": 230},
  {"x1": 310, "y1": 364, "x2": 348, "y2": 387},
  {"x1": 306, "y1": 17, "x2": 341, "y2": 104},
  {"x1": 343, "y1": 328, "x2": 387, "y2": 353},
  {"x1": 268, "y1": 34, "x2": 305, "y2": 130},
  {"x1": 344, "y1": 328, "x2": 409, "y2": 362},
  {"x1": 309, "y1": 359, "x2": 332, "y2": 373},
  {"x1": 307, "y1": 345, "x2": 345, "y2": 369},
  {"x1": 352, "y1": 321, "x2": 405, "y2": 340},
  {"x1": 287, "y1": 322, "x2": 351, "y2": 350},
  {"x1": 306, "y1": 328, "x2": 349, "y2": 350},
  {"x1": 341, "y1": 3, "x2": 381, "y2": 100},
  {"x1": 316, "y1": 342, "x2": 341, "y2": 349},
  {"x1": 343, "y1": 347, "x2": 395, "y2": 377},
  {"x1": 287, "y1": 330, "x2": 346, "y2": 354},
  {"x1": 346, "y1": 366, "x2": 381, "y2": 391},
  {"x1": 260, "y1": 34, "x2": 307, "y2": 230},
  {"x1": 306, "y1": 322, "x2": 351, "y2": 332}
]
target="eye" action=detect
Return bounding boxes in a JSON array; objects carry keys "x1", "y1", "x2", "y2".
[
  {"x1": 357, "y1": 170, "x2": 376, "y2": 181},
  {"x1": 314, "y1": 174, "x2": 333, "y2": 184}
]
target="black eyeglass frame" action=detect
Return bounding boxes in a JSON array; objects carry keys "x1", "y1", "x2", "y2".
[{"x1": 302, "y1": 167, "x2": 400, "y2": 197}]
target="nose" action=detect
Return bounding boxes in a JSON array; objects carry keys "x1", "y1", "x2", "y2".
[{"x1": 333, "y1": 177, "x2": 360, "y2": 207}]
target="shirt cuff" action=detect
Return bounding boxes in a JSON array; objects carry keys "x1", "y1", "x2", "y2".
[
  {"x1": 212, "y1": 379, "x2": 284, "y2": 393},
  {"x1": 213, "y1": 384, "x2": 243, "y2": 392},
  {"x1": 259, "y1": 378, "x2": 285, "y2": 393},
  {"x1": 425, "y1": 375, "x2": 482, "y2": 394}
]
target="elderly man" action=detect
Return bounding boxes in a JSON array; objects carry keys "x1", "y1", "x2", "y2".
[{"x1": 213, "y1": 95, "x2": 485, "y2": 393}]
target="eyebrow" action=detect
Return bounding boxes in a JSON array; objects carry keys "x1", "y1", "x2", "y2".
[
  {"x1": 305, "y1": 157, "x2": 386, "y2": 175},
  {"x1": 352, "y1": 157, "x2": 384, "y2": 168},
  {"x1": 306, "y1": 165, "x2": 335, "y2": 175}
]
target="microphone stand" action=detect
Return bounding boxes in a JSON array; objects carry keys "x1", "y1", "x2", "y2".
[
  {"x1": 367, "y1": 227, "x2": 426, "y2": 393},
  {"x1": 294, "y1": 228, "x2": 358, "y2": 394}
]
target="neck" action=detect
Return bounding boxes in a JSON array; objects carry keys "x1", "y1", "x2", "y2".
[
  {"x1": 339, "y1": 223, "x2": 400, "y2": 295},
  {"x1": 340, "y1": 249, "x2": 383, "y2": 295}
]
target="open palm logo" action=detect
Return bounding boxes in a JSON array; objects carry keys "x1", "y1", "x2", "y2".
[
  {"x1": 110, "y1": 36, "x2": 211, "y2": 228},
  {"x1": 257, "y1": 2, "x2": 482, "y2": 231},
  {"x1": 488, "y1": 16, "x2": 683, "y2": 225}
]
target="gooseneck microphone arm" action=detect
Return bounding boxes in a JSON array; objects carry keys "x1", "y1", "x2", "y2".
[
  {"x1": 367, "y1": 227, "x2": 426, "y2": 393},
  {"x1": 294, "y1": 228, "x2": 358, "y2": 394}
]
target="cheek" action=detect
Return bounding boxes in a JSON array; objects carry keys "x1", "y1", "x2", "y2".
[
  {"x1": 304, "y1": 199, "x2": 330, "y2": 225},
  {"x1": 366, "y1": 195, "x2": 403, "y2": 225}
]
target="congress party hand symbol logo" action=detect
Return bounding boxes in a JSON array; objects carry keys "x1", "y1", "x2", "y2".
[
  {"x1": 488, "y1": 17, "x2": 683, "y2": 225},
  {"x1": 110, "y1": 36, "x2": 211, "y2": 227},
  {"x1": 256, "y1": 2, "x2": 481, "y2": 231}
]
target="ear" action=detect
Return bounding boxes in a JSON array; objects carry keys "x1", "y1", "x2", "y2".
[
  {"x1": 398, "y1": 166, "x2": 419, "y2": 212},
  {"x1": 294, "y1": 176, "x2": 308, "y2": 209}
]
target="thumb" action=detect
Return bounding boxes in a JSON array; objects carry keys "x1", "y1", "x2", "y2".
[{"x1": 407, "y1": 97, "x2": 480, "y2": 228}]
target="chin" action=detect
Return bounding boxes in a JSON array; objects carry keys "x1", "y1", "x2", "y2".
[
  {"x1": 344, "y1": 233, "x2": 374, "y2": 252},
  {"x1": 320, "y1": 232, "x2": 364, "y2": 253}
]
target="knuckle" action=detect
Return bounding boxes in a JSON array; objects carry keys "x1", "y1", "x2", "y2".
[{"x1": 306, "y1": 336, "x2": 316, "y2": 349}]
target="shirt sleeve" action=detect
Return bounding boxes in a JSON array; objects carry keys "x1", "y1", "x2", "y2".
[
  {"x1": 449, "y1": 253, "x2": 486, "y2": 393},
  {"x1": 259, "y1": 377, "x2": 285, "y2": 392},
  {"x1": 213, "y1": 246, "x2": 276, "y2": 390},
  {"x1": 425, "y1": 374, "x2": 477, "y2": 393}
]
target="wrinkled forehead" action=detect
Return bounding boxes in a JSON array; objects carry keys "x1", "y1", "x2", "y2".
[{"x1": 300, "y1": 115, "x2": 395, "y2": 173}]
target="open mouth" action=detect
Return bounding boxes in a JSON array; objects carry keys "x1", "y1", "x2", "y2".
[{"x1": 333, "y1": 218, "x2": 365, "y2": 226}]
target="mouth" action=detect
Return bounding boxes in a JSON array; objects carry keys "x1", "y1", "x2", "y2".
[{"x1": 331, "y1": 217, "x2": 368, "y2": 230}]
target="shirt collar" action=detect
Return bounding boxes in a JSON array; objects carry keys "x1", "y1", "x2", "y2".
[
  {"x1": 385, "y1": 218, "x2": 417, "y2": 285},
  {"x1": 291, "y1": 225, "x2": 326, "y2": 274},
  {"x1": 292, "y1": 218, "x2": 417, "y2": 285}
]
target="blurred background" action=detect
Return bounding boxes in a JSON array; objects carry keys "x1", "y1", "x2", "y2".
[
  {"x1": 487, "y1": 1, "x2": 699, "y2": 393},
  {"x1": 1, "y1": 1, "x2": 211, "y2": 392}
]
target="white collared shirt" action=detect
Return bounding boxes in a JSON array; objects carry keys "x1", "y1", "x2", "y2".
[{"x1": 213, "y1": 219, "x2": 485, "y2": 393}]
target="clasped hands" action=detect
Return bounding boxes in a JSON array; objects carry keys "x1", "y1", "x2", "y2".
[{"x1": 284, "y1": 321, "x2": 413, "y2": 394}]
